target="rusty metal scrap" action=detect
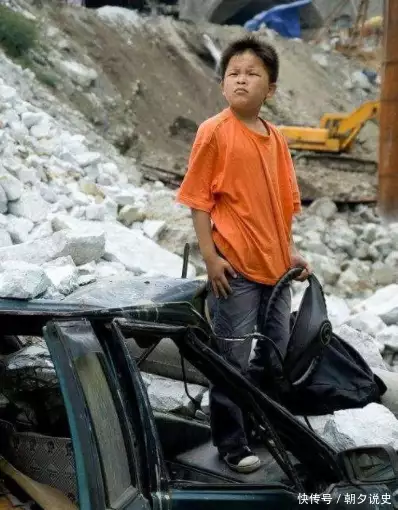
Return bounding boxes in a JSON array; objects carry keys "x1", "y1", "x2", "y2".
[{"x1": 378, "y1": 0, "x2": 398, "y2": 220}]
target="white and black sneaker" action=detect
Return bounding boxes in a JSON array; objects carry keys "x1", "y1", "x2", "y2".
[{"x1": 223, "y1": 447, "x2": 261, "y2": 474}]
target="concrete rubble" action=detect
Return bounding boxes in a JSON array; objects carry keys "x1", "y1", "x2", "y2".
[
  {"x1": 143, "y1": 372, "x2": 207, "y2": 416},
  {"x1": 0, "y1": 1, "x2": 396, "y2": 458},
  {"x1": 0, "y1": 65, "x2": 196, "y2": 289},
  {"x1": 305, "y1": 403, "x2": 398, "y2": 452}
]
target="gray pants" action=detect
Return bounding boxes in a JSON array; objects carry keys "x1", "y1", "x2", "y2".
[{"x1": 207, "y1": 272, "x2": 291, "y2": 456}]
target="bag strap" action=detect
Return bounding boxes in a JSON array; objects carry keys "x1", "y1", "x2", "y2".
[
  {"x1": 259, "y1": 268, "x2": 332, "y2": 386},
  {"x1": 259, "y1": 266, "x2": 303, "y2": 334},
  {"x1": 286, "y1": 273, "x2": 331, "y2": 382}
]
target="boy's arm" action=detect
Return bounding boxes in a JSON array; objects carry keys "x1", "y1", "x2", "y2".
[
  {"x1": 287, "y1": 150, "x2": 302, "y2": 215},
  {"x1": 191, "y1": 209, "x2": 218, "y2": 262},
  {"x1": 280, "y1": 132, "x2": 302, "y2": 215},
  {"x1": 175, "y1": 125, "x2": 236, "y2": 297},
  {"x1": 192, "y1": 209, "x2": 237, "y2": 298},
  {"x1": 281, "y1": 135, "x2": 310, "y2": 279},
  {"x1": 289, "y1": 233, "x2": 311, "y2": 281}
]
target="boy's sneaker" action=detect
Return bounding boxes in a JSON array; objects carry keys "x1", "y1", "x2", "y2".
[{"x1": 222, "y1": 446, "x2": 261, "y2": 473}]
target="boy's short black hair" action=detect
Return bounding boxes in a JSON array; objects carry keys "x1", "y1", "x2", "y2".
[{"x1": 219, "y1": 35, "x2": 279, "y2": 84}]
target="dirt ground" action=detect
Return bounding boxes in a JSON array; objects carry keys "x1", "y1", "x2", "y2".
[
  {"x1": 42, "y1": 5, "x2": 380, "y2": 202},
  {"x1": 47, "y1": 7, "x2": 226, "y2": 171}
]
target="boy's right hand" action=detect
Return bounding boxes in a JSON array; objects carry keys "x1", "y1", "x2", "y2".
[{"x1": 205, "y1": 254, "x2": 237, "y2": 299}]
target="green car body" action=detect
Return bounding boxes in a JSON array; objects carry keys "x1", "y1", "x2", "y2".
[{"x1": 0, "y1": 276, "x2": 397, "y2": 510}]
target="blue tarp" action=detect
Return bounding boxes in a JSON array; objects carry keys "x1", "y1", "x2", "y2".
[{"x1": 244, "y1": 0, "x2": 312, "y2": 38}]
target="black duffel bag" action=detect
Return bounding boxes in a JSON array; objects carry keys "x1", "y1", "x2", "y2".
[{"x1": 247, "y1": 268, "x2": 387, "y2": 416}]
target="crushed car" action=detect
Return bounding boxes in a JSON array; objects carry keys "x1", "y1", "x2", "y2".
[{"x1": 0, "y1": 269, "x2": 398, "y2": 509}]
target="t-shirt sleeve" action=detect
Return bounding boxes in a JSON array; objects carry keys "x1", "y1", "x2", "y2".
[
  {"x1": 281, "y1": 134, "x2": 302, "y2": 214},
  {"x1": 175, "y1": 124, "x2": 218, "y2": 213}
]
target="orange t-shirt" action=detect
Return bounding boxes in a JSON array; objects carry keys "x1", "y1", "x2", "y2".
[{"x1": 176, "y1": 107, "x2": 302, "y2": 285}]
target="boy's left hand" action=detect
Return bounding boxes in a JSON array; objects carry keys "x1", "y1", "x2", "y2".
[{"x1": 290, "y1": 252, "x2": 312, "y2": 281}]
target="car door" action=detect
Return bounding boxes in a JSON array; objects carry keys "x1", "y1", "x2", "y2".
[
  {"x1": 43, "y1": 318, "x2": 153, "y2": 510},
  {"x1": 105, "y1": 317, "x2": 314, "y2": 510}
]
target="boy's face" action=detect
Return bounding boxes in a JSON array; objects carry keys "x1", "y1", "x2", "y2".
[{"x1": 221, "y1": 50, "x2": 276, "y2": 114}]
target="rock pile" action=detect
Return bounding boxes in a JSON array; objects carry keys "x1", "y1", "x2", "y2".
[
  {"x1": 292, "y1": 198, "x2": 398, "y2": 297},
  {"x1": 0, "y1": 62, "x2": 196, "y2": 301}
]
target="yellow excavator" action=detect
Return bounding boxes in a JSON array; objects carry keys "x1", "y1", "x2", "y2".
[{"x1": 278, "y1": 99, "x2": 379, "y2": 173}]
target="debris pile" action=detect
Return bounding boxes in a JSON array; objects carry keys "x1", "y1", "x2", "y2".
[
  {"x1": 292, "y1": 198, "x2": 398, "y2": 298},
  {"x1": 0, "y1": 61, "x2": 196, "y2": 301},
  {"x1": 0, "y1": 341, "x2": 68, "y2": 435}
]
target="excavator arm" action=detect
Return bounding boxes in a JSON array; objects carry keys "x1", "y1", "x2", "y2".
[
  {"x1": 319, "y1": 100, "x2": 379, "y2": 151},
  {"x1": 279, "y1": 100, "x2": 379, "y2": 153}
]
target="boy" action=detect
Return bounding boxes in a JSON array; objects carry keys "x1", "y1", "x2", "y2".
[{"x1": 175, "y1": 36, "x2": 310, "y2": 474}]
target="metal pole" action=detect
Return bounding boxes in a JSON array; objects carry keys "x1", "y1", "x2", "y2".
[{"x1": 379, "y1": 0, "x2": 398, "y2": 221}]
